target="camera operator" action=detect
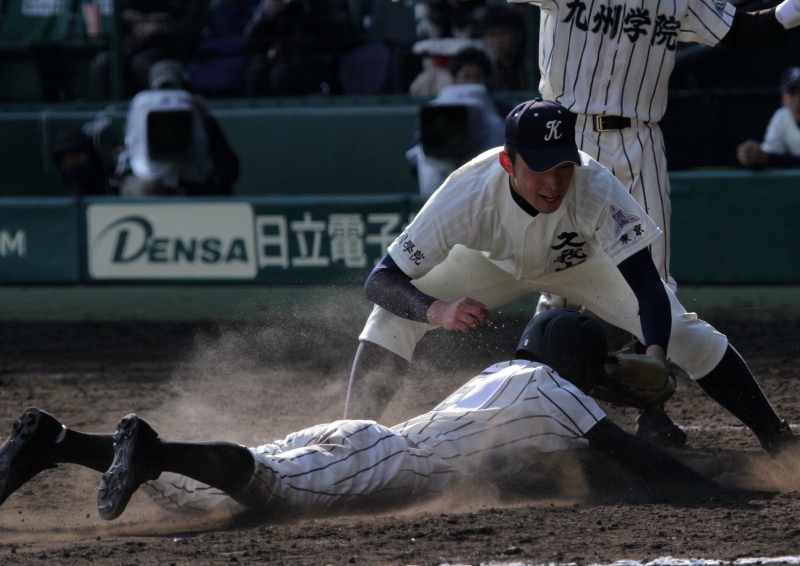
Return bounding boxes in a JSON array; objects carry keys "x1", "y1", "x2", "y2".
[
  {"x1": 406, "y1": 82, "x2": 505, "y2": 196},
  {"x1": 51, "y1": 128, "x2": 114, "y2": 196},
  {"x1": 117, "y1": 60, "x2": 240, "y2": 196}
]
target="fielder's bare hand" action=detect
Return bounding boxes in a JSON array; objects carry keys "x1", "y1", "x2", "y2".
[{"x1": 427, "y1": 298, "x2": 490, "y2": 332}]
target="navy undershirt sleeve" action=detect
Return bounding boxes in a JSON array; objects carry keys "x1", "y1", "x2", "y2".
[
  {"x1": 616, "y1": 248, "x2": 672, "y2": 352},
  {"x1": 585, "y1": 419, "x2": 713, "y2": 487},
  {"x1": 364, "y1": 253, "x2": 438, "y2": 323}
]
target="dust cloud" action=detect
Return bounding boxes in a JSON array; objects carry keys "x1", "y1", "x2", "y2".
[
  {"x1": 149, "y1": 309, "x2": 528, "y2": 446},
  {"x1": 149, "y1": 312, "x2": 362, "y2": 445}
]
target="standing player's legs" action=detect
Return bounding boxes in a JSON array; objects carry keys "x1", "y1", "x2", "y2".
[
  {"x1": 576, "y1": 117, "x2": 675, "y2": 291},
  {"x1": 539, "y1": 260, "x2": 792, "y2": 451},
  {"x1": 534, "y1": 291, "x2": 585, "y2": 315},
  {"x1": 346, "y1": 246, "x2": 538, "y2": 420}
]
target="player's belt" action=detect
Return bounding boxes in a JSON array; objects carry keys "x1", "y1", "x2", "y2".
[{"x1": 592, "y1": 115, "x2": 632, "y2": 132}]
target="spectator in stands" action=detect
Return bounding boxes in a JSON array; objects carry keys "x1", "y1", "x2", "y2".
[
  {"x1": 737, "y1": 66, "x2": 800, "y2": 169},
  {"x1": 91, "y1": 0, "x2": 208, "y2": 99},
  {"x1": 52, "y1": 129, "x2": 114, "y2": 196},
  {"x1": 244, "y1": 0, "x2": 361, "y2": 96},
  {"x1": 408, "y1": 37, "x2": 483, "y2": 96},
  {"x1": 450, "y1": 46, "x2": 490, "y2": 86},
  {"x1": 188, "y1": 0, "x2": 261, "y2": 97},
  {"x1": 116, "y1": 61, "x2": 240, "y2": 196},
  {"x1": 478, "y1": 6, "x2": 526, "y2": 92},
  {"x1": 405, "y1": 46, "x2": 506, "y2": 195},
  {"x1": 449, "y1": 46, "x2": 513, "y2": 117},
  {"x1": 414, "y1": 0, "x2": 486, "y2": 39}
]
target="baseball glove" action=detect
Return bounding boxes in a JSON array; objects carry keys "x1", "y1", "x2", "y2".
[{"x1": 590, "y1": 353, "x2": 676, "y2": 410}]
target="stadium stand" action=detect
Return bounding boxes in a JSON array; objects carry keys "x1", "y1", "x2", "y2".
[{"x1": 0, "y1": 0, "x2": 114, "y2": 102}]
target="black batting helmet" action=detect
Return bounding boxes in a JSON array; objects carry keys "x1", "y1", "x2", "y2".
[{"x1": 515, "y1": 309, "x2": 608, "y2": 394}]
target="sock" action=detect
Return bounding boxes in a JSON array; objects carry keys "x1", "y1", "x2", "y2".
[
  {"x1": 343, "y1": 341, "x2": 409, "y2": 420},
  {"x1": 51, "y1": 430, "x2": 115, "y2": 473},
  {"x1": 159, "y1": 441, "x2": 255, "y2": 494},
  {"x1": 695, "y1": 344, "x2": 782, "y2": 441}
]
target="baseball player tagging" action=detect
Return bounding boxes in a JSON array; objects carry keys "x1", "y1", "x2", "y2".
[
  {"x1": 345, "y1": 99, "x2": 796, "y2": 457},
  {"x1": 359, "y1": 100, "x2": 723, "y2": 376}
]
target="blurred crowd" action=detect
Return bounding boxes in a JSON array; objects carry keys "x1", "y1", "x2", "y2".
[
  {"x1": 50, "y1": 0, "x2": 534, "y2": 196},
  {"x1": 49, "y1": 0, "x2": 800, "y2": 198},
  {"x1": 88, "y1": 0, "x2": 532, "y2": 100}
]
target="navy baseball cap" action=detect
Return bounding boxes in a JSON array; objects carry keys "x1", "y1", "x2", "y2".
[
  {"x1": 505, "y1": 98, "x2": 580, "y2": 172},
  {"x1": 780, "y1": 67, "x2": 800, "y2": 92}
]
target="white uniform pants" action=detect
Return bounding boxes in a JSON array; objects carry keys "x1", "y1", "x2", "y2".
[
  {"x1": 360, "y1": 246, "x2": 728, "y2": 379},
  {"x1": 140, "y1": 421, "x2": 455, "y2": 515},
  {"x1": 575, "y1": 115, "x2": 675, "y2": 290}
]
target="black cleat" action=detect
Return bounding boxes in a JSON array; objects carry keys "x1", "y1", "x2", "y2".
[
  {"x1": 635, "y1": 407, "x2": 687, "y2": 448},
  {"x1": 758, "y1": 420, "x2": 799, "y2": 454},
  {"x1": 0, "y1": 408, "x2": 63, "y2": 507},
  {"x1": 98, "y1": 414, "x2": 161, "y2": 521}
]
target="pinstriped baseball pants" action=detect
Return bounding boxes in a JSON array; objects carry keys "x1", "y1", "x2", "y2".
[{"x1": 140, "y1": 420, "x2": 457, "y2": 515}]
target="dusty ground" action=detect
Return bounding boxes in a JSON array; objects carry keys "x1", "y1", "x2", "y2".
[{"x1": 1, "y1": 311, "x2": 800, "y2": 565}]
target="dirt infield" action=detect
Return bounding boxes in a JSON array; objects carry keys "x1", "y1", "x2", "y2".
[{"x1": 1, "y1": 312, "x2": 800, "y2": 565}]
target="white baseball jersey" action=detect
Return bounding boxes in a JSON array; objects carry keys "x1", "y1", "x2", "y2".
[
  {"x1": 761, "y1": 107, "x2": 800, "y2": 156},
  {"x1": 510, "y1": 0, "x2": 735, "y2": 122},
  {"x1": 360, "y1": 147, "x2": 729, "y2": 376},
  {"x1": 388, "y1": 147, "x2": 661, "y2": 281},
  {"x1": 571, "y1": 117, "x2": 673, "y2": 286},
  {"x1": 141, "y1": 360, "x2": 606, "y2": 513}
]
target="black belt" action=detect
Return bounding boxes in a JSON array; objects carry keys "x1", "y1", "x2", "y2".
[{"x1": 592, "y1": 115, "x2": 632, "y2": 132}]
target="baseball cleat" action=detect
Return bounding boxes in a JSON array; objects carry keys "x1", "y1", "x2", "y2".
[
  {"x1": 98, "y1": 414, "x2": 161, "y2": 521},
  {"x1": 0, "y1": 408, "x2": 63, "y2": 507},
  {"x1": 634, "y1": 407, "x2": 687, "y2": 448}
]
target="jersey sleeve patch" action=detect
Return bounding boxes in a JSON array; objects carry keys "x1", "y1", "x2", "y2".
[{"x1": 608, "y1": 205, "x2": 642, "y2": 240}]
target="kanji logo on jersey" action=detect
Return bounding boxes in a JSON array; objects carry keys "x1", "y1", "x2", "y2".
[
  {"x1": 551, "y1": 231, "x2": 587, "y2": 272},
  {"x1": 563, "y1": 0, "x2": 680, "y2": 50}
]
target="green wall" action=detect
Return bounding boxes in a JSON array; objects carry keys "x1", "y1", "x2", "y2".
[
  {"x1": 669, "y1": 169, "x2": 800, "y2": 285},
  {"x1": 215, "y1": 106, "x2": 420, "y2": 195}
]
